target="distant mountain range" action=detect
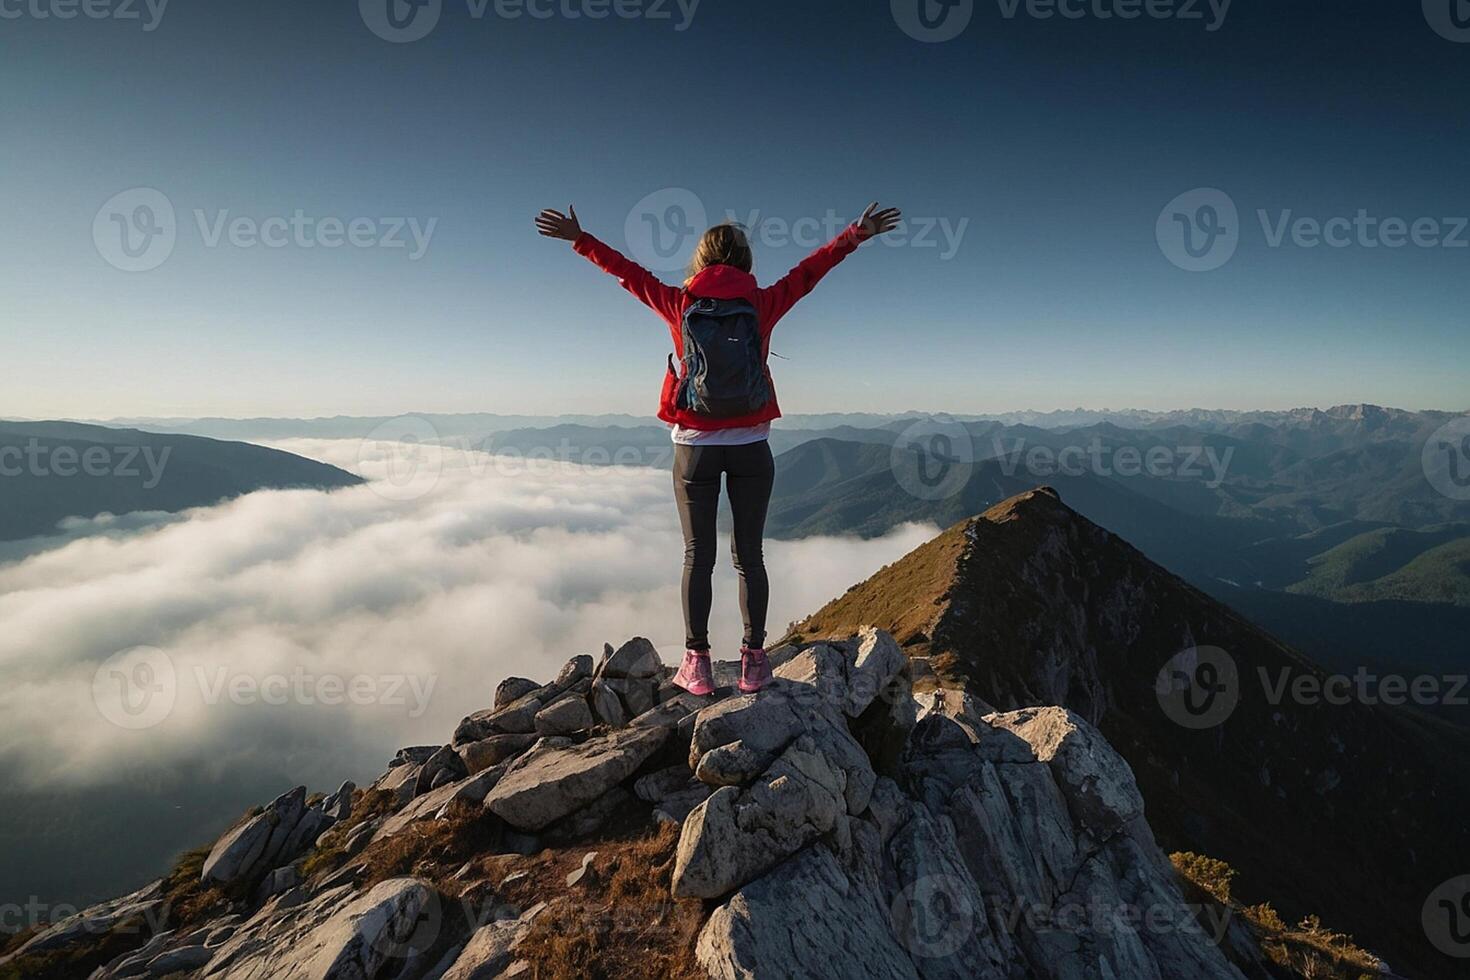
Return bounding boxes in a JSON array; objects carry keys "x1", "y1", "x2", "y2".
[{"x1": 0, "y1": 421, "x2": 362, "y2": 543}]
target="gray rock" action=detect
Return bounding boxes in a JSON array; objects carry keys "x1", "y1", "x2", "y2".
[
  {"x1": 697, "y1": 846, "x2": 920, "y2": 980},
  {"x1": 147, "y1": 944, "x2": 212, "y2": 975},
  {"x1": 439, "y1": 902, "x2": 548, "y2": 980},
  {"x1": 845, "y1": 626, "x2": 907, "y2": 718},
  {"x1": 651, "y1": 784, "x2": 712, "y2": 824},
  {"x1": 203, "y1": 877, "x2": 434, "y2": 980},
  {"x1": 416, "y1": 745, "x2": 469, "y2": 796},
  {"x1": 687, "y1": 692, "x2": 805, "y2": 774},
  {"x1": 693, "y1": 739, "x2": 769, "y2": 787},
  {"x1": 556, "y1": 654, "x2": 595, "y2": 687},
  {"x1": 633, "y1": 764, "x2": 696, "y2": 803},
  {"x1": 458, "y1": 733, "x2": 538, "y2": 775},
  {"x1": 672, "y1": 735, "x2": 847, "y2": 899},
  {"x1": 533, "y1": 696, "x2": 594, "y2": 735},
  {"x1": 589, "y1": 677, "x2": 628, "y2": 727},
  {"x1": 372, "y1": 761, "x2": 423, "y2": 805},
  {"x1": 602, "y1": 675, "x2": 657, "y2": 717},
  {"x1": 253, "y1": 866, "x2": 301, "y2": 905},
  {"x1": 1, "y1": 879, "x2": 165, "y2": 964},
  {"x1": 543, "y1": 786, "x2": 631, "y2": 845},
  {"x1": 495, "y1": 676, "x2": 541, "y2": 709},
  {"x1": 392, "y1": 745, "x2": 440, "y2": 767},
  {"x1": 201, "y1": 786, "x2": 311, "y2": 886},
  {"x1": 484, "y1": 724, "x2": 670, "y2": 831},
  {"x1": 322, "y1": 781, "x2": 355, "y2": 822},
  {"x1": 374, "y1": 764, "x2": 510, "y2": 842},
  {"x1": 597, "y1": 637, "x2": 663, "y2": 680}
]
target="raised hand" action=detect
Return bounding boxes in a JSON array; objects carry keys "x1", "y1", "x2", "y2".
[
  {"x1": 535, "y1": 206, "x2": 582, "y2": 242},
  {"x1": 857, "y1": 202, "x2": 902, "y2": 238}
]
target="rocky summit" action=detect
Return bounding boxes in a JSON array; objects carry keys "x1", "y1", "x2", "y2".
[{"x1": 5, "y1": 489, "x2": 1443, "y2": 979}]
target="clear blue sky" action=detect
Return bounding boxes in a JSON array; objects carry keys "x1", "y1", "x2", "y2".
[{"x1": 3, "y1": 0, "x2": 1467, "y2": 419}]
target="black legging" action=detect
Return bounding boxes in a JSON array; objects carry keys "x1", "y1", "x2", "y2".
[{"x1": 673, "y1": 440, "x2": 775, "y2": 651}]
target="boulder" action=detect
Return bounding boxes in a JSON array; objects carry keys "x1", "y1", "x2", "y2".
[
  {"x1": 201, "y1": 786, "x2": 310, "y2": 886},
  {"x1": 590, "y1": 679, "x2": 627, "y2": 727},
  {"x1": 845, "y1": 626, "x2": 907, "y2": 718},
  {"x1": 484, "y1": 724, "x2": 670, "y2": 831},
  {"x1": 533, "y1": 696, "x2": 594, "y2": 735},
  {"x1": 202, "y1": 877, "x2": 435, "y2": 979},
  {"x1": 672, "y1": 735, "x2": 847, "y2": 899},
  {"x1": 146, "y1": 944, "x2": 213, "y2": 974},
  {"x1": 555, "y1": 654, "x2": 594, "y2": 687},
  {"x1": 458, "y1": 733, "x2": 538, "y2": 775},
  {"x1": 495, "y1": 676, "x2": 541, "y2": 709},
  {"x1": 596, "y1": 637, "x2": 663, "y2": 680},
  {"x1": 415, "y1": 745, "x2": 468, "y2": 796},
  {"x1": 602, "y1": 675, "x2": 657, "y2": 717},
  {"x1": 697, "y1": 846, "x2": 920, "y2": 980},
  {"x1": 440, "y1": 902, "x2": 548, "y2": 980}
]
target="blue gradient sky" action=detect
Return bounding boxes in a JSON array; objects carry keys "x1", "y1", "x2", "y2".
[{"x1": 3, "y1": 0, "x2": 1467, "y2": 419}]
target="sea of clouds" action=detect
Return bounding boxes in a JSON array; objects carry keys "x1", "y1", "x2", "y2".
[{"x1": 0, "y1": 437, "x2": 932, "y2": 904}]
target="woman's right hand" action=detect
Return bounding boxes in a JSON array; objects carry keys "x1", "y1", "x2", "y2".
[
  {"x1": 857, "y1": 202, "x2": 902, "y2": 238},
  {"x1": 535, "y1": 206, "x2": 582, "y2": 242}
]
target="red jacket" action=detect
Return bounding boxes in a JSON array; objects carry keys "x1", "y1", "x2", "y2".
[{"x1": 572, "y1": 224, "x2": 871, "y2": 429}]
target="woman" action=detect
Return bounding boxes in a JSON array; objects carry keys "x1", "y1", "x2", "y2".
[{"x1": 535, "y1": 201, "x2": 902, "y2": 695}]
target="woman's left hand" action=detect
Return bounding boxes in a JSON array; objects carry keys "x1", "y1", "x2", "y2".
[{"x1": 536, "y1": 206, "x2": 582, "y2": 242}]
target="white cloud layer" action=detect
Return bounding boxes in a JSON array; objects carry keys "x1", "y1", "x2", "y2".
[{"x1": 0, "y1": 439, "x2": 935, "y2": 794}]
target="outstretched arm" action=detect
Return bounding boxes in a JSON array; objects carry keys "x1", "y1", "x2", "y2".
[
  {"x1": 536, "y1": 206, "x2": 683, "y2": 324},
  {"x1": 761, "y1": 203, "x2": 902, "y2": 326}
]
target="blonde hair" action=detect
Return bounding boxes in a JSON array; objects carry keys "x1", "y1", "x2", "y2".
[{"x1": 685, "y1": 223, "x2": 753, "y2": 286}]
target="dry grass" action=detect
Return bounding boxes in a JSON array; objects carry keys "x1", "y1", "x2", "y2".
[
  {"x1": 1170, "y1": 852, "x2": 1380, "y2": 980},
  {"x1": 300, "y1": 787, "x2": 399, "y2": 881},
  {"x1": 516, "y1": 823, "x2": 705, "y2": 980}
]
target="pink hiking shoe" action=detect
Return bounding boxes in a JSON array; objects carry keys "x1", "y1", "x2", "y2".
[
  {"x1": 739, "y1": 646, "x2": 773, "y2": 693},
  {"x1": 672, "y1": 649, "x2": 714, "y2": 696}
]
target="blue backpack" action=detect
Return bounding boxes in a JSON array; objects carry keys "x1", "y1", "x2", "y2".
[{"x1": 677, "y1": 298, "x2": 771, "y2": 418}]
